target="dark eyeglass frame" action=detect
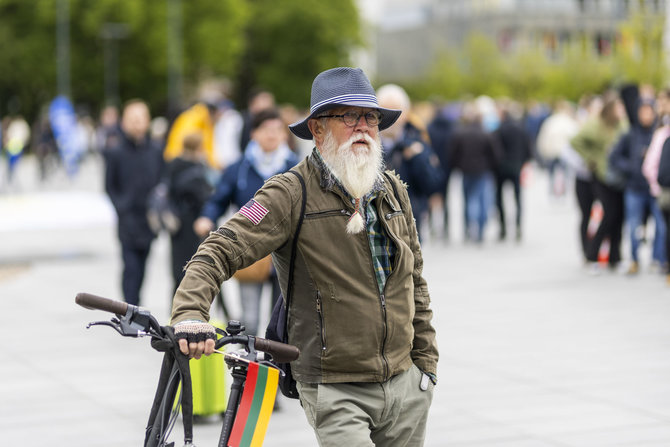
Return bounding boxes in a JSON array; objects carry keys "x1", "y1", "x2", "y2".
[{"x1": 316, "y1": 110, "x2": 382, "y2": 127}]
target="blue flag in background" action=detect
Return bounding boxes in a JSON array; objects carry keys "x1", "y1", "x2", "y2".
[{"x1": 49, "y1": 96, "x2": 84, "y2": 177}]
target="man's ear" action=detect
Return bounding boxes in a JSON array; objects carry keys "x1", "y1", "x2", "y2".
[
  {"x1": 307, "y1": 119, "x2": 324, "y2": 144},
  {"x1": 307, "y1": 118, "x2": 321, "y2": 136}
]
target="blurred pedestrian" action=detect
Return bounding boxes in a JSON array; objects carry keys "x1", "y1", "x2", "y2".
[
  {"x1": 164, "y1": 132, "x2": 213, "y2": 293},
  {"x1": 239, "y1": 88, "x2": 276, "y2": 153},
  {"x1": 104, "y1": 99, "x2": 164, "y2": 306},
  {"x1": 193, "y1": 108, "x2": 299, "y2": 336},
  {"x1": 213, "y1": 98, "x2": 243, "y2": 169},
  {"x1": 571, "y1": 96, "x2": 627, "y2": 274},
  {"x1": 609, "y1": 98, "x2": 665, "y2": 274},
  {"x1": 164, "y1": 102, "x2": 220, "y2": 170},
  {"x1": 95, "y1": 105, "x2": 121, "y2": 153},
  {"x1": 377, "y1": 84, "x2": 444, "y2": 240},
  {"x1": 642, "y1": 88, "x2": 670, "y2": 281},
  {"x1": 4, "y1": 115, "x2": 30, "y2": 184},
  {"x1": 536, "y1": 100, "x2": 579, "y2": 198},
  {"x1": 33, "y1": 110, "x2": 59, "y2": 182},
  {"x1": 427, "y1": 103, "x2": 457, "y2": 241},
  {"x1": 449, "y1": 102, "x2": 502, "y2": 243},
  {"x1": 492, "y1": 101, "x2": 532, "y2": 241}
]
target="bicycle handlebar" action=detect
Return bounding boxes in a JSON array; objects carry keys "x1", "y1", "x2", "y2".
[
  {"x1": 75, "y1": 292, "x2": 129, "y2": 315},
  {"x1": 76, "y1": 292, "x2": 299, "y2": 363},
  {"x1": 253, "y1": 337, "x2": 300, "y2": 363}
]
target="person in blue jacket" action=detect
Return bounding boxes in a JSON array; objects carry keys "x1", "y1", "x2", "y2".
[
  {"x1": 192, "y1": 108, "x2": 299, "y2": 335},
  {"x1": 609, "y1": 98, "x2": 666, "y2": 274}
]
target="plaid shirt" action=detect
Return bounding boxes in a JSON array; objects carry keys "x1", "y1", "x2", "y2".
[
  {"x1": 312, "y1": 149, "x2": 396, "y2": 294},
  {"x1": 363, "y1": 194, "x2": 397, "y2": 294}
]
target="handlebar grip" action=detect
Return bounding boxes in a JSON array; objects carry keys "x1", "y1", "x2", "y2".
[
  {"x1": 254, "y1": 337, "x2": 300, "y2": 363},
  {"x1": 75, "y1": 292, "x2": 129, "y2": 315}
]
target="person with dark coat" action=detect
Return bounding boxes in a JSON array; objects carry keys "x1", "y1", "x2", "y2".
[
  {"x1": 377, "y1": 84, "x2": 445, "y2": 240},
  {"x1": 165, "y1": 132, "x2": 213, "y2": 291},
  {"x1": 449, "y1": 102, "x2": 502, "y2": 243},
  {"x1": 428, "y1": 105, "x2": 456, "y2": 240},
  {"x1": 492, "y1": 104, "x2": 532, "y2": 241},
  {"x1": 104, "y1": 99, "x2": 164, "y2": 306},
  {"x1": 609, "y1": 98, "x2": 666, "y2": 274}
]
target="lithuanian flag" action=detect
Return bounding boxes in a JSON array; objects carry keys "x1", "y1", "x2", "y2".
[{"x1": 228, "y1": 361, "x2": 279, "y2": 447}]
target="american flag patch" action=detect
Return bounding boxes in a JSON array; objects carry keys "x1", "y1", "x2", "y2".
[{"x1": 239, "y1": 199, "x2": 269, "y2": 225}]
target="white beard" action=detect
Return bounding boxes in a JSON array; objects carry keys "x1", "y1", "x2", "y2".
[
  {"x1": 320, "y1": 130, "x2": 384, "y2": 234},
  {"x1": 320, "y1": 130, "x2": 383, "y2": 199}
]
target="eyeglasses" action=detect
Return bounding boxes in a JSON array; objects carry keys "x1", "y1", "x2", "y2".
[{"x1": 317, "y1": 110, "x2": 382, "y2": 127}]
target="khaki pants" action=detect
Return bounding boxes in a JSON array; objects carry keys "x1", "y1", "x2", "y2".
[{"x1": 296, "y1": 364, "x2": 434, "y2": 447}]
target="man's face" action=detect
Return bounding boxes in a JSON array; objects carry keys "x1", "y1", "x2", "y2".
[
  {"x1": 311, "y1": 106, "x2": 380, "y2": 155},
  {"x1": 121, "y1": 102, "x2": 150, "y2": 142},
  {"x1": 252, "y1": 118, "x2": 287, "y2": 153}
]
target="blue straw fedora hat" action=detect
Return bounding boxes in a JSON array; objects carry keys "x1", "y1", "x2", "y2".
[{"x1": 289, "y1": 67, "x2": 402, "y2": 140}]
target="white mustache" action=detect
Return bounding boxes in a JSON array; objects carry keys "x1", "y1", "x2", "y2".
[{"x1": 341, "y1": 132, "x2": 376, "y2": 149}]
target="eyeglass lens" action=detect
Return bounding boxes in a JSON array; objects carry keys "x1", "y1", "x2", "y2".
[{"x1": 342, "y1": 111, "x2": 381, "y2": 126}]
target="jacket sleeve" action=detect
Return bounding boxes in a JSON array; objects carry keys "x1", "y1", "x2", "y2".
[
  {"x1": 171, "y1": 175, "x2": 299, "y2": 324},
  {"x1": 393, "y1": 175, "x2": 439, "y2": 376},
  {"x1": 642, "y1": 128, "x2": 667, "y2": 196}
]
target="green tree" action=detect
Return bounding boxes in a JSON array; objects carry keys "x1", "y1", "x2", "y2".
[
  {"x1": 615, "y1": 10, "x2": 666, "y2": 87},
  {"x1": 235, "y1": 0, "x2": 363, "y2": 108},
  {"x1": 0, "y1": 0, "x2": 248, "y2": 121}
]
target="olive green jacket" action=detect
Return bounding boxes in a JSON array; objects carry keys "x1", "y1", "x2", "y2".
[
  {"x1": 570, "y1": 118, "x2": 626, "y2": 181},
  {"x1": 171, "y1": 151, "x2": 438, "y2": 383}
]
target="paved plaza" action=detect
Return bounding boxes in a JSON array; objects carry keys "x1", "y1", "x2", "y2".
[{"x1": 1, "y1": 155, "x2": 669, "y2": 446}]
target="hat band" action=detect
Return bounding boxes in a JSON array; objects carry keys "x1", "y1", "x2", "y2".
[{"x1": 310, "y1": 94, "x2": 379, "y2": 114}]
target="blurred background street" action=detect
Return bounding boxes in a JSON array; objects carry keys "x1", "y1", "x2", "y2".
[{"x1": 1, "y1": 154, "x2": 669, "y2": 446}]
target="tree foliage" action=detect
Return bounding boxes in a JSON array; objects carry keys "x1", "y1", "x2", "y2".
[
  {"x1": 0, "y1": 0, "x2": 361, "y2": 122},
  {"x1": 406, "y1": 11, "x2": 667, "y2": 104},
  {"x1": 235, "y1": 0, "x2": 362, "y2": 107}
]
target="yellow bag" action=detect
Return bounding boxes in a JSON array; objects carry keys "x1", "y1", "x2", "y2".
[{"x1": 232, "y1": 255, "x2": 273, "y2": 283}]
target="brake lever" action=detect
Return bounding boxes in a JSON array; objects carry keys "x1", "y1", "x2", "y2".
[{"x1": 85, "y1": 314, "x2": 153, "y2": 337}]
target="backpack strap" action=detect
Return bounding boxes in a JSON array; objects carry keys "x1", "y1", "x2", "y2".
[{"x1": 285, "y1": 170, "x2": 306, "y2": 309}]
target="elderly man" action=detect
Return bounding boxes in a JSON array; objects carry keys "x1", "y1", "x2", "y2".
[{"x1": 170, "y1": 67, "x2": 438, "y2": 446}]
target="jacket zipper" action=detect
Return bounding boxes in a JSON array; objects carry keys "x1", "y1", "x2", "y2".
[
  {"x1": 304, "y1": 209, "x2": 352, "y2": 219},
  {"x1": 385, "y1": 210, "x2": 403, "y2": 220},
  {"x1": 365, "y1": 234, "x2": 390, "y2": 379},
  {"x1": 316, "y1": 290, "x2": 327, "y2": 351},
  {"x1": 379, "y1": 293, "x2": 389, "y2": 379}
]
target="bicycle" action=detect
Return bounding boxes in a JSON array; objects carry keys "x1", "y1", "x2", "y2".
[{"x1": 75, "y1": 292, "x2": 300, "y2": 447}]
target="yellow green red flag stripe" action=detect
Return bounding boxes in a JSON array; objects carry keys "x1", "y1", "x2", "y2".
[{"x1": 228, "y1": 361, "x2": 279, "y2": 447}]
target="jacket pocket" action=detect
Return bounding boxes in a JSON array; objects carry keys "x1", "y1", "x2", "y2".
[
  {"x1": 385, "y1": 210, "x2": 404, "y2": 220},
  {"x1": 316, "y1": 290, "x2": 327, "y2": 352},
  {"x1": 305, "y1": 209, "x2": 351, "y2": 219}
]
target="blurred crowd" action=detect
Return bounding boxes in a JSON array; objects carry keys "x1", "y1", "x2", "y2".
[{"x1": 2, "y1": 77, "x2": 670, "y2": 321}]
